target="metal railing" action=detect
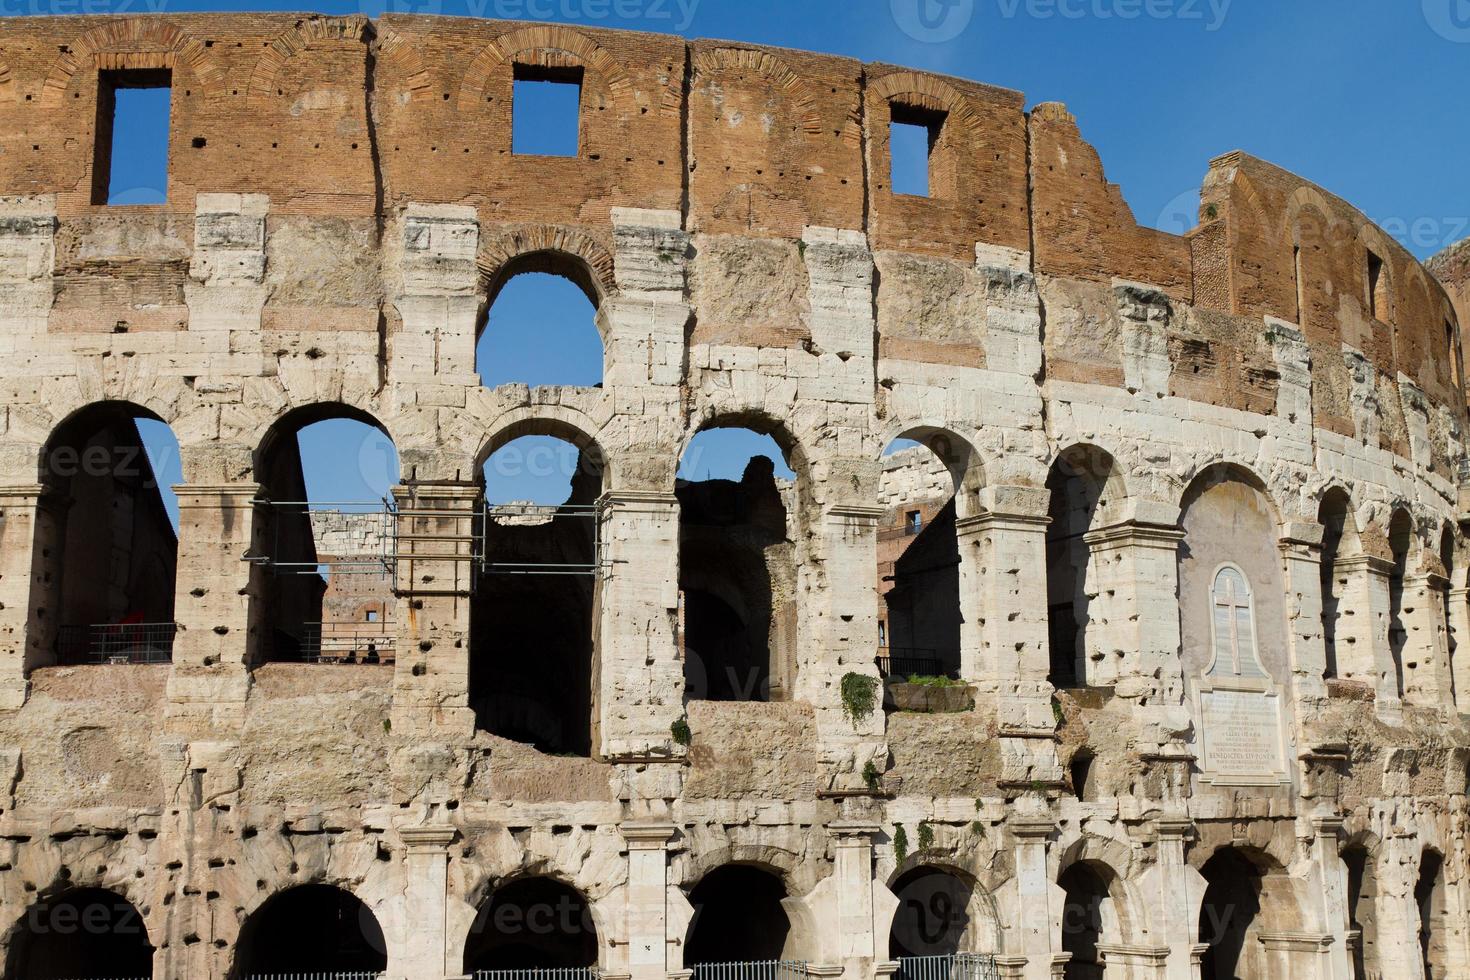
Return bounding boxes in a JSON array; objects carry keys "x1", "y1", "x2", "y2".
[
  {"x1": 247, "y1": 499, "x2": 398, "y2": 577},
  {"x1": 243, "y1": 973, "x2": 386, "y2": 980},
  {"x1": 689, "y1": 961, "x2": 808, "y2": 980},
  {"x1": 296, "y1": 622, "x2": 395, "y2": 664},
  {"x1": 482, "y1": 501, "x2": 607, "y2": 577},
  {"x1": 56, "y1": 622, "x2": 177, "y2": 664},
  {"x1": 875, "y1": 648, "x2": 957, "y2": 680},
  {"x1": 471, "y1": 969, "x2": 600, "y2": 980},
  {"x1": 878, "y1": 519, "x2": 926, "y2": 541},
  {"x1": 895, "y1": 954, "x2": 1000, "y2": 980}
]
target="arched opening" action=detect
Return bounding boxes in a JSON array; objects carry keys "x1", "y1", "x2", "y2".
[
  {"x1": 1417, "y1": 849, "x2": 1448, "y2": 980},
  {"x1": 253, "y1": 406, "x2": 400, "y2": 665},
  {"x1": 877, "y1": 431, "x2": 975, "y2": 681},
  {"x1": 1318, "y1": 489, "x2": 1358, "y2": 680},
  {"x1": 1198, "y1": 847, "x2": 1296, "y2": 980},
  {"x1": 38, "y1": 402, "x2": 181, "y2": 667},
  {"x1": 1059, "y1": 862, "x2": 1116, "y2": 980},
  {"x1": 477, "y1": 260, "x2": 603, "y2": 389},
  {"x1": 1343, "y1": 845, "x2": 1380, "y2": 979},
  {"x1": 1389, "y1": 509, "x2": 1413, "y2": 697},
  {"x1": 463, "y1": 877, "x2": 598, "y2": 974},
  {"x1": 1045, "y1": 446, "x2": 1119, "y2": 689},
  {"x1": 678, "y1": 424, "x2": 799, "y2": 703},
  {"x1": 470, "y1": 429, "x2": 604, "y2": 755},
  {"x1": 5, "y1": 887, "x2": 154, "y2": 979},
  {"x1": 888, "y1": 866, "x2": 977, "y2": 958},
  {"x1": 232, "y1": 884, "x2": 385, "y2": 978},
  {"x1": 685, "y1": 865, "x2": 791, "y2": 966}
]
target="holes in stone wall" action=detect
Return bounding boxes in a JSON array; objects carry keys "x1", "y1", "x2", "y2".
[
  {"x1": 512, "y1": 64, "x2": 582, "y2": 157},
  {"x1": 93, "y1": 69, "x2": 171, "y2": 206}
]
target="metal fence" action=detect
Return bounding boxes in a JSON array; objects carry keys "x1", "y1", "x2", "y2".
[
  {"x1": 55, "y1": 622, "x2": 177, "y2": 664},
  {"x1": 243, "y1": 973, "x2": 386, "y2": 980},
  {"x1": 481, "y1": 501, "x2": 607, "y2": 577},
  {"x1": 895, "y1": 953, "x2": 1000, "y2": 980},
  {"x1": 689, "y1": 961, "x2": 809, "y2": 980},
  {"x1": 471, "y1": 969, "x2": 600, "y2": 980},
  {"x1": 296, "y1": 622, "x2": 396, "y2": 664},
  {"x1": 875, "y1": 649, "x2": 956, "y2": 680}
]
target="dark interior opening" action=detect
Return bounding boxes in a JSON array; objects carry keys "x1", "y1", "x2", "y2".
[
  {"x1": 232, "y1": 885, "x2": 386, "y2": 978},
  {"x1": 463, "y1": 878, "x2": 597, "y2": 973},
  {"x1": 6, "y1": 888, "x2": 154, "y2": 980},
  {"x1": 1059, "y1": 863, "x2": 1109, "y2": 980},
  {"x1": 888, "y1": 866, "x2": 973, "y2": 958},
  {"x1": 1198, "y1": 848, "x2": 1262, "y2": 980},
  {"x1": 685, "y1": 865, "x2": 791, "y2": 965}
]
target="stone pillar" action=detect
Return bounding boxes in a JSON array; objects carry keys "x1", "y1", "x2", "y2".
[
  {"x1": 829, "y1": 821, "x2": 880, "y2": 977},
  {"x1": 185, "y1": 193, "x2": 268, "y2": 337},
  {"x1": 396, "y1": 824, "x2": 457, "y2": 980},
  {"x1": 620, "y1": 822, "x2": 678, "y2": 980},
  {"x1": 0, "y1": 194, "x2": 56, "y2": 336},
  {"x1": 1404, "y1": 573, "x2": 1454, "y2": 707},
  {"x1": 391, "y1": 481, "x2": 479, "y2": 739},
  {"x1": 1333, "y1": 556, "x2": 1402, "y2": 714},
  {"x1": 1280, "y1": 525, "x2": 1329, "y2": 704},
  {"x1": 803, "y1": 504, "x2": 887, "y2": 788},
  {"x1": 0, "y1": 484, "x2": 54, "y2": 709},
  {"x1": 1008, "y1": 811, "x2": 1059, "y2": 980},
  {"x1": 1449, "y1": 587, "x2": 1470, "y2": 710},
  {"x1": 164, "y1": 482, "x2": 262, "y2": 733},
  {"x1": 597, "y1": 491, "x2": 683, "y2": 760},
  {"x1": 391, "y1": 204, "x2": 482, "y2": 387},
  {"x1": 1309, "y1": 814, "x2": 1353, "y2": 980},
  {"x1": 1135, "y1": 818, "x2": 1203, "y2": 980},
  {"x1": 1080, "y1": 502, "x2": 1185, "y2": 702}
]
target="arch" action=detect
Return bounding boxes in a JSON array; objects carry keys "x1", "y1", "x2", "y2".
[
  {"x1": 867, "y1": 71, "x2": 981, "y2": 140},
  {"x1": 679, "y1": 845, "x2": 802, "y2": 890},
  {"x1": 1056, "y1": 835, "x2": 1146, "y2": 970},
  {"x1": 0, "y1": 60, "x2": 12, "y2": 104},
  {"x1": 1045, "y1": 444, "x2": 1125, "y2": 688},
  {"x1": 372, "y1": 26, "x2": 434, "y2": 101},
  {"x1": 885, "y1": 424, "x2": 986, "y2": 505},
  {"x1": 458, "y1": 24, "x2": 632, "y2": 111},
  {"x1": 4, "y1": 886, "x2": 154, "y2": 979},
  {"x1": 1178, "y1": 461, "x2": 1283, "y2": 526},
  {"x1": 682, "y1": 410, "x2": 812, "y2": 482},
  {"x1": 1417, "y1": 848, "x2": 1449, "y2": 979},
  {"x1": 1197, "y1": 846, "x2": 1302, "y2": 980},
  {"x1": 1341, "y1": 841, "x2": 1381, "y2": 980},
  {"x1": 474, "y1": 408, "x2": 608, "y2": 484},
  {"x1": 886, "y1": 863, "x2": 1001, "y2": 958},
  {"x1": 231, "y1": 883, "x2": 386, "y2": 978},
  {"x1": 248, "y1": 15, "x2": 369, "y2": 99},
  {"x1": 40, "y1": 18, "x2": 225, "y2": 106},
  {"x1": 253, "y1": 400, "x2": 397, "y2": 482},
  {"x1": 690, "y1": 47, "x2": 828, "y2": 139},
  {"x1": 684, "y1": 863, "x2": 795, "y2": 966},
  {"x1": 462, "y1": 876, "x2": 598, "y2": 973},
  {"x1": 1318, "y1": 486, "x2": 1360, "y2": 679},
  {"x1": 478, "y1": 229, "x2": 616, "y2": 312},
  {"x1": 1388, "y1": 507, "x2": 1414, "y2": 696}
]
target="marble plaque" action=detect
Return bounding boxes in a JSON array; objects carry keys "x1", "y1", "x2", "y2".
[{"x1": 1199, "y1": 688, "x2": 1285, "y2": 782}]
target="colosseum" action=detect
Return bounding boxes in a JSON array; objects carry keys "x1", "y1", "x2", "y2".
[{"x1": 0, "y1": 11, "x2": 1468, "y2": 980}]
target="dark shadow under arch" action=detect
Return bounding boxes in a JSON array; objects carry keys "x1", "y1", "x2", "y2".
[
  {"x1": 888, "y1": 865, "x2": 975, "y2": 958},
  {"x1": 685, "y1": 864, "x2": 791, "y2": 965},
  {"x1": 463, "y1": 877, "x2": 598, "y2": 973},
  {"x1": 6, "y1": 887, "x2": 154, "y2": 980},
  {"x1": 231, "y1": 884, "x2": 386, "y2": 978}
]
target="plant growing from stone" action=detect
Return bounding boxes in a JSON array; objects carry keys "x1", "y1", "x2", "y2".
[{"x1": 841, "y1": 672, "x2": 878, "y2": 725}]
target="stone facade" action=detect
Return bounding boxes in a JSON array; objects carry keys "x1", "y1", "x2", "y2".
[{"x1": 0, "y1": 13, "x2": 1467, "y2": 980}]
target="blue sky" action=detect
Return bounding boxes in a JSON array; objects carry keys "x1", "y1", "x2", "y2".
[{"x1": 113, "y1": 0, "x2": 1468, "y2": 514}]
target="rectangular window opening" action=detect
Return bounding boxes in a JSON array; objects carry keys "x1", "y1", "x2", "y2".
[
  {"x1": 1448, "y1": 320, "x2": 1462, "y2": 389},
  {"x1": 512, "y1": 64, "x2": 583, "y2": 158},
  {"x1": 905, "y1": 509, "x2": 923, "y2": 534},
  {"x1": 889, "y1": 104, "x2": 944, "y2": 198},
  {"x1": 93, "y1": 69, "x2": 172, "y2": 206},
  {"x1": 1292, "y1": 245, "x2": 1304, "y2": 324},
  {"x1": 1366, "y1": 249, "x2": 1385, "y2": 320},
  {"x1": 366, "y1": 609, "x2": 379, "y2": 623}
]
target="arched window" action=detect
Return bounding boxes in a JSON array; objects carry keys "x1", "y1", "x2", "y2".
[
  {"x1": 1207, "y1": 565, "x2": 1266, "y2": 681},
  {"x1": 477, "y1": 263, "x2": 603, "y2": 389},
  {"x1": 1318, "y1": 489, "x2": 1357, "y2": 679},
  {"x1": 678, "y1": 425, "x2": 800, "y2": 703},
  {"x1": 232, "y1": 884, "x2": 386, "y2": 978},
  {"x1": 38, "y1": 402, "x2": 182, "y2": 667},
  {"x1": 685, "y1": 865, "x2": 791, "y2": 966},
  {"x1": 1045, "y1": 446, "x2": 1119, "y2": 688},
  {"x1": 888, "y1": 866, "x2": 979, "y2": 958},
  {"x1": 6, "y1": 887, "x2": 154, "y2": 979},
  {"x1": 1388, "y1": 509, "x2": 1413, "y2": 697},
  {"x1": 463, "y1": 877, "x2": 597, "y2": 974}
]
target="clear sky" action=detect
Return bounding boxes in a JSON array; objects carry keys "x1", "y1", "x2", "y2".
[{"x1": 108, "y1": 0, "x2": 1468, "y2": 513}]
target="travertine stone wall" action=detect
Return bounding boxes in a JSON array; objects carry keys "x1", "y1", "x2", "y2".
[{"x1": 0, "y1": 14, "x2": 1467, "y2": 980}]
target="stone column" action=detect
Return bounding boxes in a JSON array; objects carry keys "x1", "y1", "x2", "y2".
[
  {"x1": 803, "y1": 505, "x2": 887, "y2": 787},
  {"x1": 391, "y1": 204, "x2": 482, "y2": 388},
  {"x1": 391, "y1": 481, "x2": 479, "y2": 739},
  {"x1": 1404, "y1": 572, "x2": 1454, "y2": 707},
  {"x1": 1333, "y1": 556, "x2": 1402, "y2": 714},
  {"x1": 1309, "y1": 814, "x2": 1353, "y2": 980},
  {"x1": 597, "y1": 491, "x2": 683, "y2": 760},
  {"x1": 165, "y1": 482, "x2": 262, "y2": 733},
  {"x1": 397, "y1": 824, "x2": 457, "y2": 980},
  {"x1": 828, "y1": 821, "x2": 880, "y2": 977},
  {"x1": 1008, "y1": 811, "x2": 1059, "y2": 980},
  {"x1": 1280, "y1": 525, "x2": 1329, "y2": 704},
  {"x1": 1135, "y1": 818, "x2": 1203, "y2": 980},
  {"x1": 0, "y1": 484, "x2": 54, "y2": 709},
  {"x1": 620, "y1": 822, "x2": 678, "y2": 980},
  {"x1": 1449, "y1": 586, "x2": 1470, "y2": 710}
]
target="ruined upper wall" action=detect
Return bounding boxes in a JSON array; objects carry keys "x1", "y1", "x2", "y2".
[{"x1": 0, "y1": 13, "x2": 1460, "y2": 428}]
